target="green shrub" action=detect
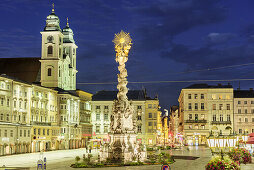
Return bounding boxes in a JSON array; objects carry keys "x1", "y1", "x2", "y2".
[{"x1": 75, "y1": 156, "x2": 81, "y2": 163}]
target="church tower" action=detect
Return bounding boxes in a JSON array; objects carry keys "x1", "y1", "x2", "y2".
[
  {"x1": 40, "y1": 5, "x2": 77, "y2": 90},
  {"x1": 62, "y1": 18, "x2": 78, "y2": 90}
]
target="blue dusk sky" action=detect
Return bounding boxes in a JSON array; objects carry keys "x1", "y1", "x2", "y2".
[{"x1": 1, "y1": 0, "x2": 254, "y2": 111}]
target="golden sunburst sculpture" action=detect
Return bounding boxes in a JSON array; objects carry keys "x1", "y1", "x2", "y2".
[{"x1": 113, "y1": 30, "x2": 132, "y2": 47}]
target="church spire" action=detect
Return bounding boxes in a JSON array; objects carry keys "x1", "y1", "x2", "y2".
[
  {"x1": 66, "y1": 17, "x2": 69, "y2": 27},
  {"x1": 52, "y1": 3, "x2": 55, "y2": 13}
]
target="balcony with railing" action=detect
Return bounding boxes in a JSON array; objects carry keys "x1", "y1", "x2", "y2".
[
  {"x1": 211, "y1": 121, "x2": 231, "y2": 124},
  {"x1": 185, "y1": 119, "x2": 207, "y2": 123}
]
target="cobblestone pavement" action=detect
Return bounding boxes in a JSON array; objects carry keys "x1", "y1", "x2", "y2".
[{"x1": 1, "y1": 146, "x2": 254, "y2": 170}]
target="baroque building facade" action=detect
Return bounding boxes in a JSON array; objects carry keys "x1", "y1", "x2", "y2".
[
  {"x1": 234, "y1": 89, "x2": 254, "y2": 135},
  {"x1": 0, "y1": 6, "x2": 92, "y2": 156},
  {"x1": 178, "y1": 84, "x2": 233, "y2": 145}
]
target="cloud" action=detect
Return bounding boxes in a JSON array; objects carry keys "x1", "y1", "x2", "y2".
[{"x1": 205, "y1": 33, "x2": 236, "y2": 45}]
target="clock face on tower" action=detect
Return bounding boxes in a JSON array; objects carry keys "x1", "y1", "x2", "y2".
[{"x1": 47, "y1": 36, "x2": 54, "y2": 43}]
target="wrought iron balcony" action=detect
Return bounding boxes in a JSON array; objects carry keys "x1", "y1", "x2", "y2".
[
  {"x1": 185, "y1": 119, "x2": 207, "y2": 123},
  {"x1": 31, "y1": 121, "x2": 51, "y2": 126},
  {"x1": 211, "y1": 121, "x2": 231, "y2": 124}
]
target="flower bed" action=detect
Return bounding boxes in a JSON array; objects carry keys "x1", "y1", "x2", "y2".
[
  {"x1": 228, "y1": 148, "x2": 252, "y2": 164},
  {"x1": 205, "y1": 155, "x2": 240, "y2": 170}
]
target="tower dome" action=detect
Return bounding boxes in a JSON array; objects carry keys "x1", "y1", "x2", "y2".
[
  {"x1": 44, "y1": 4, "x2": 61, "y2": 31},
  {"x1": 62, "y1": 17, "x2": 75, "y2": 43}
]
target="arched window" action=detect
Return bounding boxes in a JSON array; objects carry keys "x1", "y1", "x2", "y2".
[
  {"x1": 48, "y1": 46, "x2": 53, "y2": 55},
  {"x1": 48, "y1": 68, "x2": 52, "y2": 76}
]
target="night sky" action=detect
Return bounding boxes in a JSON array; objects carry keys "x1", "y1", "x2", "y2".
[{"x1": 1, "y1": 0, "x2": 254, "y2": 111}]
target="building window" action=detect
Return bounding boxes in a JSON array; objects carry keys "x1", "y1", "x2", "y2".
[
  {"x1": 219, "y1": 104, "x2": 223, "y2": 110},
  {"x1": 189, "y1": 114, "x2": 192, "y2": 120},
  {"x1": 201, "y1": 94, "x2": 204, "y2": 99},
  {"x1": 239, "y1": 118, "x2": 241, "y2": 122},
  {"x1": 137, "y1": 115, "x2": 142, "y2": 120},
  {"x1": 238, "y1": 109, "x2": 241, "y2": 114},
  {"x1": 7, "y1": 99, "x2": 9, "y2": 107},
  {"x1": 245, "y1": 118, "x2": 248, "y2": 122},
  {"x1": 104, "y1": 106, "x2": 108, "y2": 109},
  {"x1": 34, "y1": 128, "x2": 36, "y2": 135},
  {"x1": 213, "y1": 104, "x2": 216, "y2": 110},
  {"x1": 20, "y1": 130, "x2": 22, "y2": 137},
  {"x1": 201, "y1": 103, "x2": 204, "y2": 110},
  {"x1": 245, "y1": 109, "x2": 247, "y2": 113},
  {"x1": 252, "y1": 109, "x2": 254, "y2": 114},
  {"x1": 239, "y1": 129, "x2": 242, "y2": 134},
  {"x1": 24, "y1": 130, "x2": 26, "y2": 137},
  {"x1": 38, "y1": 128, "x2": 41, "y2": 135},
  {"x1": 154, "y1": 122, "x2": 157, "y2": 127},
  {"x1": 201, "y1": 125, "x2": 205, "y2": 129},
  {"x1": 138, "y1": 125, "x2": 141, "y2": 133},
  {"x1": 244, "y1": 101, "x2": 247, "y2": 104},
  {"x1": 238, "y1": 101, "x2": 241, "y2": 104},
  {"x1": 226, "y1": 104, "x2": 230, "y2": 110},
  {"x1": 6, "y1": 114, "x2": 9, "y2": 121},
  {"x1": 96, "y1": 113, "x2": 100, "y2": 121},
  {"x1": 188, "y1": 94, "x2": 191, "y2": 99},
  {"x1": 251, "y1": 101, "x2": 254, "y2": 104},
  {"x1": 220, "y1": 114, "x2": 223, "y2": 121},
  {"x1": 148, "y1": 104, "x2": 152, "y2": 108},
  {"x1": 212, "y1": 94, "x2": 216, "y2": 100},
  {"x1": 194, "y1": 94, "x2": 198, "y2": 99},
  {"x1": 195, "y1": 125, "x2": 198, "y2": 129},
  {"x1": 47, "y1": 68, "x2": 52, "y2": 76},
  {"x1": 201, "y1": 114, "x2": 205, "y2": 119},
  {"x1": 149, "y1": 113, "x2": 152, "y2": 118},
  {"x1": 148, "y1": 122, "x2": 152, "y2": 126},
  {"x1": 252, "y1": 118, "x2": 254, "y2": 122},
  {"x1": 189, "y1": 125, "x2": 192, "y2": 129},
  {"x1": 0, "y1": 129, "x2": 1, "y2": 137},
  {"x1": 104, "y1": 113, "x2": 108, "y2": 121},
  {"x1": 10, "y1": 130, "x2": 13, "y2": 137},
  {"x1": 213, "y1": 115, "x2": 216, "y2": 121},
  {"x1": 43, "y1": 129, "x2": 45, "y2": 135},
  {"x1": 28, "y1": 130, "x2": 30, "y2": 137},
  {"x1": 48, "y1": 46, "x2": 53, "y2": 55},
  {"x1": 219, "y1": 95, "x2": 223, "y2": 99},
  {"x1": 0, "y1": 113, "x2": 4, "y2": 120},
  {"x1": 137, "y1": 105, "x2": 142, "y2": 109},
  {"x1": 96, "y1": 126, "x2": 100, "y2": 133},
  {"x1": 195, "y1": 103, "x2": 198, "y2": 110},
  {"x1": 4, "y1": 130, "x2": 7, "y2": 137},
  {"x1": 104, "y1": 126, "x2": 108, "y2": 133},
  {"x1": 227, "y1": 115, "x2": 230, "y2": 121},
  {"x1": 252, "y1": 129, "x2": 254, "y2": 133},
  {"x1": 195, "y1": 114, "x2": 198, "y2": 120},
  {"x1": 14, "y1": 101, "x2": 16, "y2": 108},
  {"x1": 188, "y1": 103, "x2": 192, "y2": 110},
  {"x1": 96, "y1": 106, "x2": 100, "y2": 109}
]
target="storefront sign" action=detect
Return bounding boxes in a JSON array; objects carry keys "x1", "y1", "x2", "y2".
[
  {"x1": 38, "y1": 137, "x2": 46, "y2": 139},
  {"x1": 82, "y1": 134, "x2": 92, "y2": 137}
]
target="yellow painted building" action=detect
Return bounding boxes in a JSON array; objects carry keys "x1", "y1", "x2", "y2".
[
  {"x1": 76, "y1": 90, "x2": 92, "y2": 148},
  {"x1": 178, "y1": 84, "x2": 233, "y2": 146},
  {"x1": 145, "y1": 98, "x2": 159, "y2": 146}
]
